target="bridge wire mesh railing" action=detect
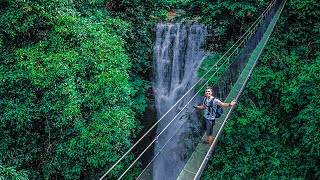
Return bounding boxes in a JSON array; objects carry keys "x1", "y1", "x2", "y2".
[
  {"x1": 100, "y1": 0, "x2": 280, "y2": 179},
  {"x1": 138, "y1": 0, "x2": 282, "y2": 177},
  {"x1": 212, "y1": 0, "x2": 281, "y2": 101},
  {"x1": 194, "y1": 0, "x2": 285, "y2": 178}
]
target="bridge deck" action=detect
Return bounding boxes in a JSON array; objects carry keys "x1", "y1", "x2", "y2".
[{"x1": 176, "y1": 0, "x2": 285, "y2": 178}]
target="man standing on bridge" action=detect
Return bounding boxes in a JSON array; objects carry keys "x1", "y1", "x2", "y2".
[{"x1": 193, "y1": 86, "x2": 237, "y2": 146}]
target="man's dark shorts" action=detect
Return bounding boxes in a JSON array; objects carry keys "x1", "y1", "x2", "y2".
[{"x1": 202, "y1": 118, "x2": 215, "y2": 136}]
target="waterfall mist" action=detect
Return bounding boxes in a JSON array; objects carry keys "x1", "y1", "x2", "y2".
[{"x1": 151, "y1": 23, "x2": 208, "y2": 180}]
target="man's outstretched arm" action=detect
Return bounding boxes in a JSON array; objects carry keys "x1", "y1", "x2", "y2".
[{"x1": 218, "y1": 99, "x2": 237, "y2": 107}]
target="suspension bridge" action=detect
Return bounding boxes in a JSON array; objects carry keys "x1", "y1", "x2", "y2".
[{"x1": 101, "y1": 0, "x2": 287, "y2": 179}]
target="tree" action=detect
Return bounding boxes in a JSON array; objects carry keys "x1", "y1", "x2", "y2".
[
  {"x1": 0, "y1": 0, "x2": 140, "y2": 179},
  {"x1": 202, "y1": 0, "x2": 320, "y2": 179},
  {"x1": 181, "y1": 0, "x2": 271, "y2": 51},
  {"x1": 0, "y1": 163, "x2": 28, "y2": 180}
]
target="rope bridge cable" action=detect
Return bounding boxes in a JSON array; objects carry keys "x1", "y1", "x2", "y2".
[
  {"x1": 134, "y1": 108, "x2": 197, "y2": 180},
  {"x1": 99, "y1": 0, "x2": 278, "y2": 178},
  {"x1": 118, "y1": 56, "x2": 235, "y2": 179},
  {"x1": 116, "y1": 35, "x2": 265, "y2": 178},
  {"x1": 211, "y1": 0, "x2": 279, "y2": 101},
  {"x1": 131, "y1": 45, "x2": 255, "y2": 176},
  {"x1": 102, "y1": 39, "x2": 244, "y2": 179},
  {"x1": 178, "y1": 0, "x2": 284, "y2": 178},
  {"x1": 193, "y1": 0, "x2": 287, "y2": 178},
  {"x1": 118, "y1": 112, "x2": 194, "y2": 179},
  {"x1": 115, "y1": 35, "x2": 261, "y2": 178}
]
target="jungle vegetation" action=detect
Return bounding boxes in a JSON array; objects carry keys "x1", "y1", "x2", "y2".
[{"x1": 1, "y1": 0, "x2": 319, "y2": 179}]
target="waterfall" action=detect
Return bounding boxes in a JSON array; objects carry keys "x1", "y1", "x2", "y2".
[{"x1": 152, "y1": 23, "x2": 208, "y2": 180}]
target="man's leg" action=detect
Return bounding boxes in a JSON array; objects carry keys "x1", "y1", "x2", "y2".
[
  {"x1": 208, "y1": 135, "x2": 213, "y2": 146},
  {"x1": 206, "y1": 118, "x2": 214, "y2": 146}
]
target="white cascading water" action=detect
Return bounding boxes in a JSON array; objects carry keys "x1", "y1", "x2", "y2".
[{"x1": 152, "y1": 23, "x2": 208, "y2": 180}]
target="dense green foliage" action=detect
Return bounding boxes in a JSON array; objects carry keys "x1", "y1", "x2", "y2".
[
  {"x1": 1, "y1": 0, "x2": 319, "y2": 179},
  {"x1": 197, "y1": 0, "x2": 320, "y2": 179},
  {"x1": 0, "y1": 163, "x2": 28, "y2": 180},
  {"x1": 181, "y1": 0, "x2": 272, "y2": 51},
  {"x1": 0, "y1": 0, "x2": 166, "y2": 179}
]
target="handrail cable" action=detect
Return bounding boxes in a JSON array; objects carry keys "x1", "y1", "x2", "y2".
[
  {"x1": 194, "y1": 0, "x2": 287, "y2": 178},
  {"x1": 100, "y1": 0, "x2": 276, "y2": 178},
  {"x1": 132, "y1": 108, "x2": 196, "y2": 180},
  {"x1": 122, "y1": 15, "x2": 274, "y2": 174},
  {"x1": 134, "y1": 1, "x2": 278, "y2": 177},
  {"x1": 120, "y1": 51, "x2": 233, "y2": 179},
  {"x1": 120, "y1": 24, "x2": 273, "y2": 176},
  {"x1": 118, "y1": 52, "x2": 236, "y2": 179}
]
